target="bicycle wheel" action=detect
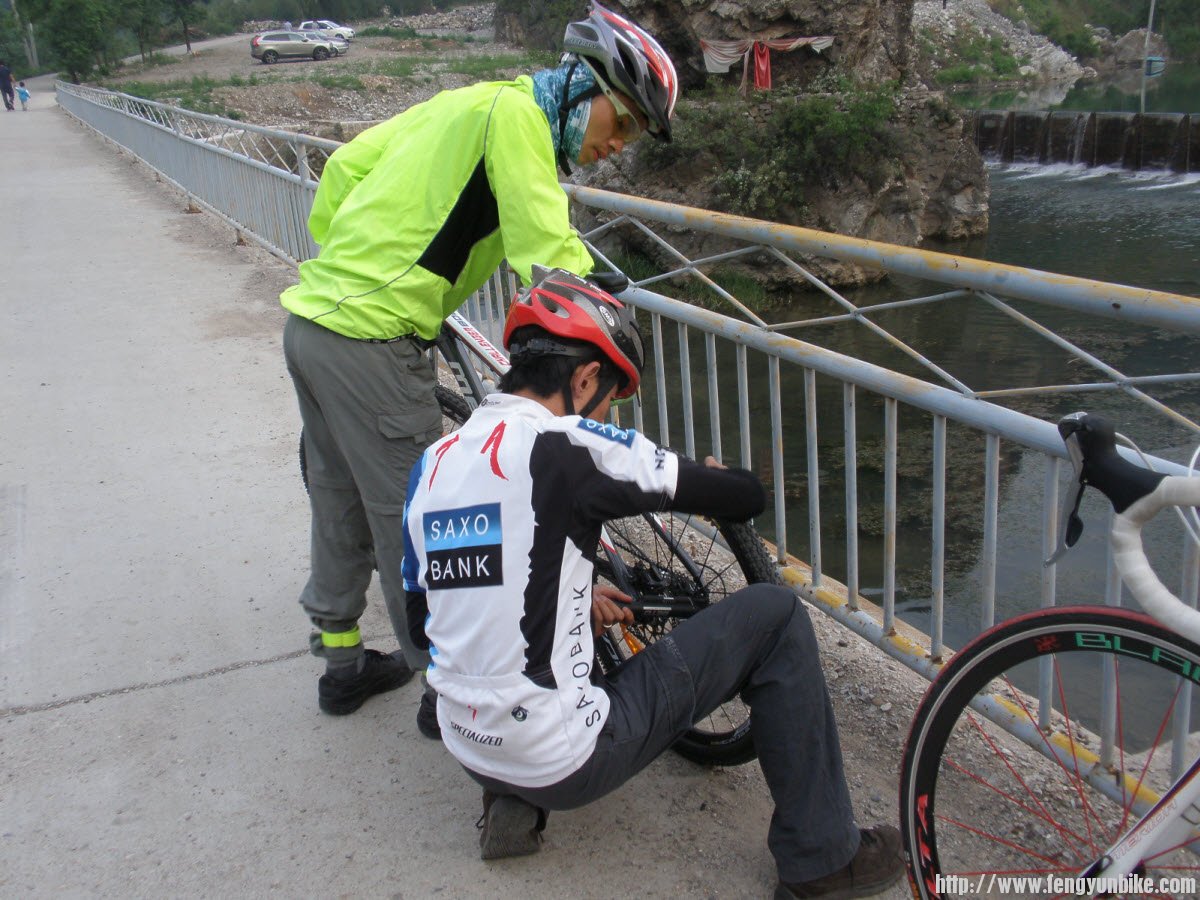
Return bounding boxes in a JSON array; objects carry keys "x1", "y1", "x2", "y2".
[
  {"x1": 901, "y1": 606, "x2": 1200, "y2": 899},
  {"x1": 595, "y1": 511, "x2": 781, "y2": 766},
  {"x1": 299, "y1": 384, "x2": 473, "y2": 493}
]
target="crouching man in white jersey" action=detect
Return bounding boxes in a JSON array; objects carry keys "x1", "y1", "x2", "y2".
[{"x1": 400, "y1": 269, "x2": 904, "y2": 899}]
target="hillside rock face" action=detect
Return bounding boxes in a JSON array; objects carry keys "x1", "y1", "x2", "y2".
[
  {"x1": 619, "y1": 0, "x2": 913, "y2": 86},
  {"x1": 497, "y1": 0, "x2": 913, "y2": 85},
  {"x1": 913, "y1": 0, "x2": 1087, "y2": 84}
]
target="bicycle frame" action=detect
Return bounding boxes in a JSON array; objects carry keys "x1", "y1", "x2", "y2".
[
  {"x1": 1077, "y1": 472, "x2": 1200, "y2": 888},
  {"x1": 1082, "y1": 752, "x2": 1200, "y2": 884},
  {"x1": 435, "y1": 311, "x2": 510, "y2": 409}
]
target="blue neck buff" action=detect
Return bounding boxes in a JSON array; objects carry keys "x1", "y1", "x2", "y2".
[{"x1": 531, "y1": 57, "x2": 598, "y2": 172}]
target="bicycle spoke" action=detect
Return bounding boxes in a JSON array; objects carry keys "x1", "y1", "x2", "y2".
[
  {"x1": 993, "y1": 673, "x2": 1105, "y2": 857},
  {"x1": 1122, "y1": 678, "x2": 1183, "y2": 836},
  {"x1": 943, "y1": 747, "x2": 1092, "y2": 854},
  {"x1": 1050, "y1": 656, "x2": 1105, "y2": 849},
  {"x1": 934, "y1": 814, "x2": 1073, "y2": 870}
]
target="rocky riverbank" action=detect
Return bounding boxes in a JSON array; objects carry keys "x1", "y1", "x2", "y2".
[{"x1": 914, "y1": 0, "x2": 1090, "y2": 84}]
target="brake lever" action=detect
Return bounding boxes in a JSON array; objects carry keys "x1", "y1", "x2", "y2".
[{"x1": 1044, "y1": 414, "x2": 1088, "y2": 566}]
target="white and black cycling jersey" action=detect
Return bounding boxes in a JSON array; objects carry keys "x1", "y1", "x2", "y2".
[{"x1": 401, "y1": 391, "x2": 763, "y2": 787}]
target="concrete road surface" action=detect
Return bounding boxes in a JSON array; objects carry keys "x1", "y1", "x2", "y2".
[{"x1": 0, "y1": 85, "x2": 911, "y2": 900}]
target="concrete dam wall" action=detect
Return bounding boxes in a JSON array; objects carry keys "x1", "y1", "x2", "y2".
[{"x1": 969, "y1": 110, "x2": 1197, "y2": 173}]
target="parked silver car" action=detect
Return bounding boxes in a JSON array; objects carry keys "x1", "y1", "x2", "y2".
[
  {"x1": 299, "y1": 19, "x2": 354, "y2": 41},
  {"x1": 250, "y1": 31, "x2": 342, "y2": 64}
]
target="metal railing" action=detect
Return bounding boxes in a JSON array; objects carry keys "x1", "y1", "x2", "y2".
[
  {"x1": 58, "y1": 83, "x2": 1200, "y2": 775},
  {"x1": 56, "y1": 82, "x2": 338, "y2": 264}
]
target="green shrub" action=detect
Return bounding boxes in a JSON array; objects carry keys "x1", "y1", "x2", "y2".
[
  {"x1": 358, "y1": 25, "x2": 419, "y2": 39},
  {"x1": 712, "y1": 159, "x2": 796, "y2": 221},
  {"x1": 441, "y1": 51, "x2": 557, "y2": 79},
  {"x1": 926, "y1": 27, "x2": 1022, "y2": 84},
  {"x1": 312, "y1": 73, "x2": 366, "y2": 91},
  {"x1": 935, "y1": 63, "x2": 984, "y2": 84},
  {"x1": 641, "y1": 83, "x2": 901, "y2": 220},
  {"x1": 106, "y1": 75, "x2": 235, "y2": 117}
]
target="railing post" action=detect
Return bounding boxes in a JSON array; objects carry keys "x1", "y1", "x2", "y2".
[
  {"x1": 844, "y1": 384, "x2": 859, "y2": 612},
  {"x1": 1036, "y1": 455, "x2": 1059, "y2": 732},
  {"x1": 981, "y1": 434, "x2": 1001, "y2": 630},
  {"x1": 883, "y1": 397, "x2": 897, "y2": 634},
  {"x1": 805, "y1": 368, "x2": 821, "y2": 587},
  {"x1": 770, "y1": 356, "x2": 786, "y2": 564},
  {"x1": 930, "y1": 415, "x2": 947, "y2": 659}
]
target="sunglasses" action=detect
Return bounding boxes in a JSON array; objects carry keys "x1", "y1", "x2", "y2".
[{"x1": 595, "y1": 80, "x2": 645, "y2": 143}]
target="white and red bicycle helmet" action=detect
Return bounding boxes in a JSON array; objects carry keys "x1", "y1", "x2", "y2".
[
  {"x1": 563, "y1": 2, "x2": 679, "y2": 141},
  {"x1": 503, "y1": 266, "x2": 644, "y2": 400}
]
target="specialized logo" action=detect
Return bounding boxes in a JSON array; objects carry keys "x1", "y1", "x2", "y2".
[
  {"x1": 511, "y1": 705, "x2": 528, "y2": 722},
  {"x1": 577, "y1": 418, "x2": 636, "y2": 447},
  {"x1": 423, "y1": 503, "x2": 503, "y2": 589},
  {"x1": 449, "y1": 720, "x2": 503, "y2": 747}
]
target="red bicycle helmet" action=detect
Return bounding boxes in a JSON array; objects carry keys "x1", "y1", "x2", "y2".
[
  {"x1": 503, "y1": 267, "x2": 644, "y2": 399},
  {"x1": 563, "y1": 3, "x2": 679, "y2": 141}
]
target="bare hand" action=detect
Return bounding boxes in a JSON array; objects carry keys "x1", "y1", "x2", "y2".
[
  {"x1": 704, "y1": 455, "x2": 727, "y2": 469},
  {"x1": 592, "y1": 583, "x2": 634, "y2": 636}
]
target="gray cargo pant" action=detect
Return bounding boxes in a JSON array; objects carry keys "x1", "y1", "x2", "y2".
[
  {"x1": 466, "y1": 584, "x2": 860, "y2": 883},
  {"x1": 283, "y1": 313, "x2": 442, "y2": 667}
]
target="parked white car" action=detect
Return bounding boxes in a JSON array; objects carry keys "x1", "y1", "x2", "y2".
[{"x1": 299, "y1": 20, "x2": 354, "y2": 41}]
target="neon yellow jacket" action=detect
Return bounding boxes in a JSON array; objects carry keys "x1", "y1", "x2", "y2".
[{"x1": 280, "y1": 77, "x2": 594, "y2": 340}]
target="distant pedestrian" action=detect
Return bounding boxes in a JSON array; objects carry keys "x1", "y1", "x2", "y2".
[
  {"x1": 0, "y1": 61, "x2": 14, "y2": 111},
  {"x1": 16, "y1": 81, "x2": 29, "y2": 111},
  {"x1": 283, "y1": 20, "x2": 292, "y2": 31}
]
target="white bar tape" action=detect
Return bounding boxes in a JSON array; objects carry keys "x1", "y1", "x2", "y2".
[{"x1": 1110, "y1": 476, "x2": 1200, "y2": 643}]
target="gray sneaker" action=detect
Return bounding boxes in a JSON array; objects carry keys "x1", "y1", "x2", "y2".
[
  {"x1": 775, "y1": 825, "x2": 905, "y2": 899},
  {"x1": 477, "y1": 791, "x2": 547, "y2": 860}
]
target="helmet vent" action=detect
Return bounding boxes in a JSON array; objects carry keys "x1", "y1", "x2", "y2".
[{"x1": 535, "y1": 293, "x2": 569, "y2": 318}]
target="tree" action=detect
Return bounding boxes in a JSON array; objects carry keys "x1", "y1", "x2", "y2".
[
  {"x1": 9, "y1": 0, "x2": 40, "y2": 70},
  {"x1": 40, "y1": 0, "x2": 105, "y2": 81},
  {"x1": 119, "y1": 0, "x2": 165, "y2": 61},
  {"x1": 167, "y1": 0, "x2": 197, "y2": 52}
]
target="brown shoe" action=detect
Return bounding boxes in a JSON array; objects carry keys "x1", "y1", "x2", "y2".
[
  {"x1": 775, "y1": 825, "x2": 905, "y2": 899},
  {"x1": 477, "y1": 791, "x2": 548, "y2": 860}
]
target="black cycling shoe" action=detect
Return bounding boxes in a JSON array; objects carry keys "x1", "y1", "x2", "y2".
[
  {"x1": 318, "y1": 649, "x2": 414, "y2": 715},
  {"x1": 775, "y1": 825, "x2": 905, "y2": 899},
  {"x1": 477, "y1": 791, "x2": 547, "y2": 860},
  {"x1": 416, "y1": 689, "x2": 441, "y2": 740}
]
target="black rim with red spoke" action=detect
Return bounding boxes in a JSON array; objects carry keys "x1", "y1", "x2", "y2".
[{"x1": 901, "y1": 606, "x2": 1200, "y2": 899}]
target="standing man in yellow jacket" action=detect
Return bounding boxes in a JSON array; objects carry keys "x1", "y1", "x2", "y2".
[{"x1": 280, "y1": 3, "x2": 679, "y2": 725}]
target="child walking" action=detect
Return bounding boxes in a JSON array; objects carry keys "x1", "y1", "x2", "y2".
[{"x1": 16, "y1": 81, "x2": 29, "y2": 110}]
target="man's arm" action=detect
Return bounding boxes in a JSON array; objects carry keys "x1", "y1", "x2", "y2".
[
  {"x1": 565, "y1": 424, "x2": 766, "y2": 525},
  {"x1": 671, "y1": 455, "x2": 767, "y2": 522},
  {"x1": 485, "y1": 86, "x2": 594, "y2": 284},
  {"x1": 306, "y1": 115, "x2": 405, "y2": 246}
]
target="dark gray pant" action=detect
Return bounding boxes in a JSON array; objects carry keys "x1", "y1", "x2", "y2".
[
  {"x1": 283, "y1": 314, "x2": 442, "y2": 667},
  {"x1": 468, "y1": 584, "x2": 860, "y2": 882}
]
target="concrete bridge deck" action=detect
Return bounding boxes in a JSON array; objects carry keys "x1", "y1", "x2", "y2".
[{"x1": 0, "y1": 71, "x2": 913, "y2": 899}]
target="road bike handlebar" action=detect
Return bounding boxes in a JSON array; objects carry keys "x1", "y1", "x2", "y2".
[{"x1": 1058, "y1": 411, "x2": 1200, "y2": 642}]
